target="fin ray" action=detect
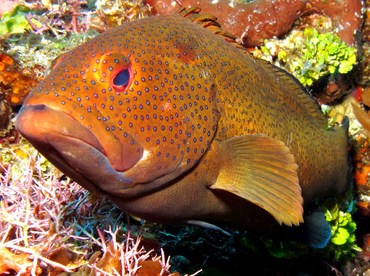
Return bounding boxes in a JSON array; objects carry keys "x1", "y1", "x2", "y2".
[
  {"x1": 255, "y1": 58, "x2": 327, "y2": 126},
  {"x1": 211, "y1": 134, "x2": 303, "y2": 226}
]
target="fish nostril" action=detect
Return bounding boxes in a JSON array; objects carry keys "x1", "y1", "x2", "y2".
[{"x1": 18, "y1": 104, "x2": 47, "y2": 115}]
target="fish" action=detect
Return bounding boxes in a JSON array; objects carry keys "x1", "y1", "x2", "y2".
[{"x1": 16, "y1": 8, "x2": 350, "y2": 247}]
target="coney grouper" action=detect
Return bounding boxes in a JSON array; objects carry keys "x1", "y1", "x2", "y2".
[{"x1": 16, "y1": 8, "x2": 350, "y2": 247}]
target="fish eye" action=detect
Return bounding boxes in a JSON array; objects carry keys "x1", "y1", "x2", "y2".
[
  {"x1": 112, "y1": 66, "x2": 132, "y2": 92},
  {"x1": 114, "y1": 68, "x2": 129, "y2": 86}
]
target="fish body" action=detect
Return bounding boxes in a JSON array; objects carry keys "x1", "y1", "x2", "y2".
[{"x1": 16, "y1": 9, "x2": 349, "y2": 245}]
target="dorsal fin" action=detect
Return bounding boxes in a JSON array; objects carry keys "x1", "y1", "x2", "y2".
[
  {"x1": 255, "y1": 58, "x2": 328, "y2": 126},
  {"x1": 177, "y1": 7, "x2": 246, "y2": 52}
]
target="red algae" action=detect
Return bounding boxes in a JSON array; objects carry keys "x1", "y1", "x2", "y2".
[
  {"x1": 147, "y1": 0, "x2": 305, "y2": 46},
  {"x1": 310, "y1": 0, "x2": 363, "y2": 46},
  {"x1": 0, "y1": 52, "x2": 41, "y2": 106},
  {"x1": 146, "y1": 0, "x2": 363, "y2": 46}
]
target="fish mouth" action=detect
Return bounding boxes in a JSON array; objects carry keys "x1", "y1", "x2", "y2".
[{"x1": 16, "y1": 104, "x2": 134, "y2": 195}]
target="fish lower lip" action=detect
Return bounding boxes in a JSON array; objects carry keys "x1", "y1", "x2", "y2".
[{"x1": 16, "y1": 104, "x2": 134, "y2": 193}]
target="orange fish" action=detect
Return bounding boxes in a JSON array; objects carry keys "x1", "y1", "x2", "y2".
[{"x1": 16, "y1": 8, "x2": 349, "y2": 247}]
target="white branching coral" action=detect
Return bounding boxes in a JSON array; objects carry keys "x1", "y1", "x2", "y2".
[{"x1": 0, "y1": 141, "x2": 180, "y2": 275}]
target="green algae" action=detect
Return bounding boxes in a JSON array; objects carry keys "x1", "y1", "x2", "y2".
[
  {"x1": 0, "y1": 5, "x2": 33, "y2": 35},
  {"x1": 323, "y1": 203, "x2": 362, "y2": 261},
  {"x1": 254, "y1": 27, "x2": 357, "y2": 87}
]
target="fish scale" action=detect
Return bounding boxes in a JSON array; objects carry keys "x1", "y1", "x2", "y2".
[{"x1": 16, "y1": 8, "x2": 350, "y2": 247}]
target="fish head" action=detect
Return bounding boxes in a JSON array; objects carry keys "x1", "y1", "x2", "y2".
[{"x1": 16, "y1": 16, "x2": 220, "y2": 197}]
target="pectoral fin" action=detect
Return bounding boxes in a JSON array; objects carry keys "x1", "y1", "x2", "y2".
[{"x1": 210, "y1": 135, "x2": 303, "y2": 226}]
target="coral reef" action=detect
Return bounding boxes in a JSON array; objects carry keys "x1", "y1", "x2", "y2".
[
  {"x1": 352, "y1": 133, "x2": 370, "y2": 217},
  {"x1": 0, "y1": 52, "x2": 39, "y2": 141},
  {"x1": 0, "y1": 1, "x2": 369, "y2": 274},
  {"x1": 146, "y1": 0, "x2": 363, "y2": 47},
  {"x1": 361, "y1": 0, "x2": 370, "y2": 87},
  {"x1": 93, "y1": 0, "x2": 152, "y2": 30},
  {"x1": 347, "y1": 0, "x2": 370, "y2": 227}
]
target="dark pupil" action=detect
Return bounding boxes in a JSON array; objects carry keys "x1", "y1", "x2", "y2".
[{"x1": 113, "y1": 69, "x2": 129, "y2": 86}]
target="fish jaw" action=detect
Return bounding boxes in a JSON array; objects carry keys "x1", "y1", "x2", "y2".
[{"x1": 16, "y1": 104, "x2": 136, "y2": 195}]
